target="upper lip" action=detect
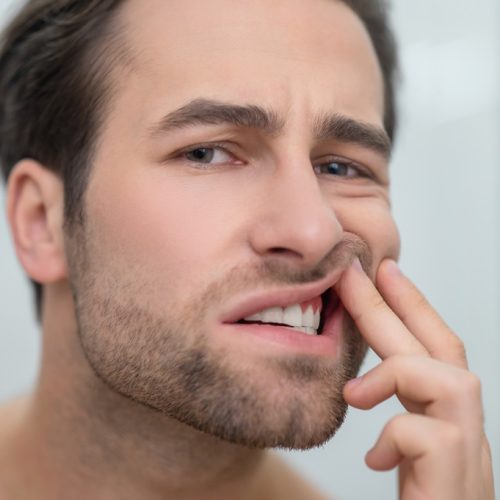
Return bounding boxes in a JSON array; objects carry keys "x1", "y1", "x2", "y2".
[{"x1": 219, "y1": 265, "x2": 348, "y2": 324}]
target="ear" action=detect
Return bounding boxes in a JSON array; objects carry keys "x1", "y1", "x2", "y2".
[{"x1": 6, "y1": 159, "x2": 68, "y2": 284}]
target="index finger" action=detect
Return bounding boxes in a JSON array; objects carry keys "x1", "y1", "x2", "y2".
[{"x1": 336, "y1": 259, "x2": 429, "y2": 360}]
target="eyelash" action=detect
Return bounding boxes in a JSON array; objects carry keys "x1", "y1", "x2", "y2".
[
  {"x1": 313, "y1": 157, "x2": 371, "y2": 179},
  {"x1": 168, "y1": 143, "x2": 241, "y2": 171},
  {"x1": 175, "y1": 143, "x2": 373, "y2": 180}
]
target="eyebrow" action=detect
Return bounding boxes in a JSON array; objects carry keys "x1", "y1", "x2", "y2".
[
  {"x1": 150, "y1": 98, "x2": 391, "y2": 159},
  {"x1": 150, "y1": 98, "x2": 284, "y2": 136},
  {"x1": 314, "y1": 113, "x2": 392, "y2": 159}
]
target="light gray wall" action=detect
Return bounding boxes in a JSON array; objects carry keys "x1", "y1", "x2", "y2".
[
  {"x1": 1, "y1": 1, "x2": 498, "y2": 498},
  {"x1": 0, "y1": 2, "x2": 41, "y2": 403}
]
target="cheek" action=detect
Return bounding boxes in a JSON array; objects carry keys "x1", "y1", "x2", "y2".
[
  {"x1": 335, "y1": 199, "x2": 400, "y2": 276},
  {"x1": 84, "y1": 171, "x2": 242, "y2": 298}
]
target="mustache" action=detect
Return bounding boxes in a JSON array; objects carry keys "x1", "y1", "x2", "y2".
[
  {"x1": 209, "y1": 233, "x2": 372, "y2": 296},
  {"x1": 259, "y1": 233, "x2": 373, "y2": 285}
]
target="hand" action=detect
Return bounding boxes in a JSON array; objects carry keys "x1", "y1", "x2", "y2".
[{"x1": 337, "y1": 259, "x2": 495, "y2": 500}]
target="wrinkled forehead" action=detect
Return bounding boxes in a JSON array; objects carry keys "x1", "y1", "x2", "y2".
[{"x1": 110, "y1": 0, "x2": 385, "y2": 130}]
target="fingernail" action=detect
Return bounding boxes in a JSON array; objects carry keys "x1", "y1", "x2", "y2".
[
  {"x1": 346, "y1": 375, "x2": 363, "y2": 390},
  {"x1": 352, "y1": 258, "x2": 363, "y2": 272},
  {"x1": 385, "y1": 259, "x2": 401, "y2": 276}
]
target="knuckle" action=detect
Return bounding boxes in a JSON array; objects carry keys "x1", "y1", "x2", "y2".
[
  {"x1": 441, "y1": 374, "x2": 465, "y2": 398},
  {"x1": 384, "y1": 414, "x2": 407, "y2": 438},
  {"x1": 443, "y1": 370, "x2": 481, "y2": 400},
  {"x1": 462, "y1": 372, "x2": 482, "y2": 398},
  {"x1": 371, "y1": 293, "x2": 388, "y2": 312}
]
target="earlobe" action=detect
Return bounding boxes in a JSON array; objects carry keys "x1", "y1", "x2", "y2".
[{"x1": 7, "y1": 159, "x2": 68, "y2": 284}]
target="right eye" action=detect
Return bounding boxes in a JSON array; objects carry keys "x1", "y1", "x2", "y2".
[{"x1": 183, "y1": 147, "x2": 234, "y2": 165}]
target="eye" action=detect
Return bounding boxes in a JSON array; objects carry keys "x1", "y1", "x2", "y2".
[
  {"x1": 314, "y1": 158, "x2": 366, "y2": 178},
  {"x1": 183, "y1": 146, "x2": 235, "y2": 165}
]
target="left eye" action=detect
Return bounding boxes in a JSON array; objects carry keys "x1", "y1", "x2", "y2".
[
  {"x1": 314, "y1": 160, "x2": 362, "y2": 178},
  {"x1": 184, "y1": 147, "x2": 233, "y2": 165}
]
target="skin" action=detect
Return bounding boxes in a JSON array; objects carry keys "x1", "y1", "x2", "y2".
[{"x1": 0, "y1": 0, "x2": 494, "y2": 499}]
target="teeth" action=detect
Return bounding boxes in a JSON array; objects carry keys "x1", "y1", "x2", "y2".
[
  {"x1": 261, "y1": 306, "x2": 283, "y2": 325},
  {"x1": 292, "y1": 326, "x2": 317, "y2": 336},
  {"x1": 283, "y1": 304, "x2": 302, "y2": 327},
  {"x1": 243, "y1": 303, "x2": 321, "y2": 332},
  {"x1": 304, "y1": 305, "x2": 319, "y2": 329}
]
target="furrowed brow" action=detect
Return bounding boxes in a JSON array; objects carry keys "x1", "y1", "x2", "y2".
[
  {"x1": 150, "y1": 98, "x2": 284, "y2": 136},
  {"x1": 314, "y1": 113, "x2": 392, "y2": 160}
]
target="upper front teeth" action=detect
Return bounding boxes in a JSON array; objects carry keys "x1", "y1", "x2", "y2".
[{"x1": 244, "y1": 304, "x2": 320, "y2": 329}]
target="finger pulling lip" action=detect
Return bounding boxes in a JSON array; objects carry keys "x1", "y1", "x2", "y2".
[{"x1": 218, "y1": 268, "x2": 346, "y2": 325}]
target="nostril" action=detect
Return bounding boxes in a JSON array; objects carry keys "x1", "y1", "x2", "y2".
[
  {"x1": 271, "y1": 247, "x2": 288, "y2": 254},
  {"x1": 269, "y1": 247, "x2": 302, "y2": 258}
]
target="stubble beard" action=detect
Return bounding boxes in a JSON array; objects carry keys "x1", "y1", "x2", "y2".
[{"x1": 67, "y1": 230, "x2": 369, "y2": 450}]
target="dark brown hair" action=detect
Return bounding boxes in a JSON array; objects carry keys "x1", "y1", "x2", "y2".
[{"x1": 0, "y1": 0, "x2": 399, "y2": 321}]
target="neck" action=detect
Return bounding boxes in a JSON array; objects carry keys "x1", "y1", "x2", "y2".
[{"x1": 4, "y1": 287, "x2": 272, "y2": 500}]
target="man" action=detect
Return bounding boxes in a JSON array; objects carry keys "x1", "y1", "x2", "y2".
[{"x1": 0, "y1": 0, "x2": 494, "y2": 498}]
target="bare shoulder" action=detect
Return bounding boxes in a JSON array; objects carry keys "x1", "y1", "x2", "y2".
[
  {"x1": 0, "y1": 395, "x2": 29, "y2": 435},
  {"x1": 0, "y1": 396, "x2": 30, "y2": 462},
  {"x1": 263, "y1": 452, "x2": 334, "y2": 500}
]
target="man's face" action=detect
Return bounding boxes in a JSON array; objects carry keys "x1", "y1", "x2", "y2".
[{"x1": 66, "y1": 0, "x2": 400, "y2": 449}]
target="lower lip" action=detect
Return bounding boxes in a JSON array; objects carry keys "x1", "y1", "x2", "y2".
[{"x1": 220, "y1": 304, "x2": 345, "y2": 358}]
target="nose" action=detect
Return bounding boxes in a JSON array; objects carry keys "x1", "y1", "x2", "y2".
[{"x1": 248, "y1": 159, "x2": 343, "y2": 269}]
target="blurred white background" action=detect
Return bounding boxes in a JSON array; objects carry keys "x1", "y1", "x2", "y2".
[{"x1": 0, "y1": 1, "x2": 498, "y2": 498}]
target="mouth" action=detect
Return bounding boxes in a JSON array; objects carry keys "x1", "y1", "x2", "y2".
[
  {"x1": 217, "y1": 266, "x2": 350, "y2": 357},
  {"x1": 235, "y1": 288, "x2": 340, "y2": 337}
]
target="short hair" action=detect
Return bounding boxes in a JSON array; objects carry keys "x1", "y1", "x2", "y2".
[{"x1": 0, "y1": 0, "x2": 399, "y2": 321}]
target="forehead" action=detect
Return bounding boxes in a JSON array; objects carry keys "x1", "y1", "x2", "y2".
[{"x1": 111, "y1": 0, "x2": 385, "y2": 130}]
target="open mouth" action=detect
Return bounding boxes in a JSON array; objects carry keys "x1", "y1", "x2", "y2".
[{"x1": 236, "y1": 288, "x2": 339, "y2": 336}]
